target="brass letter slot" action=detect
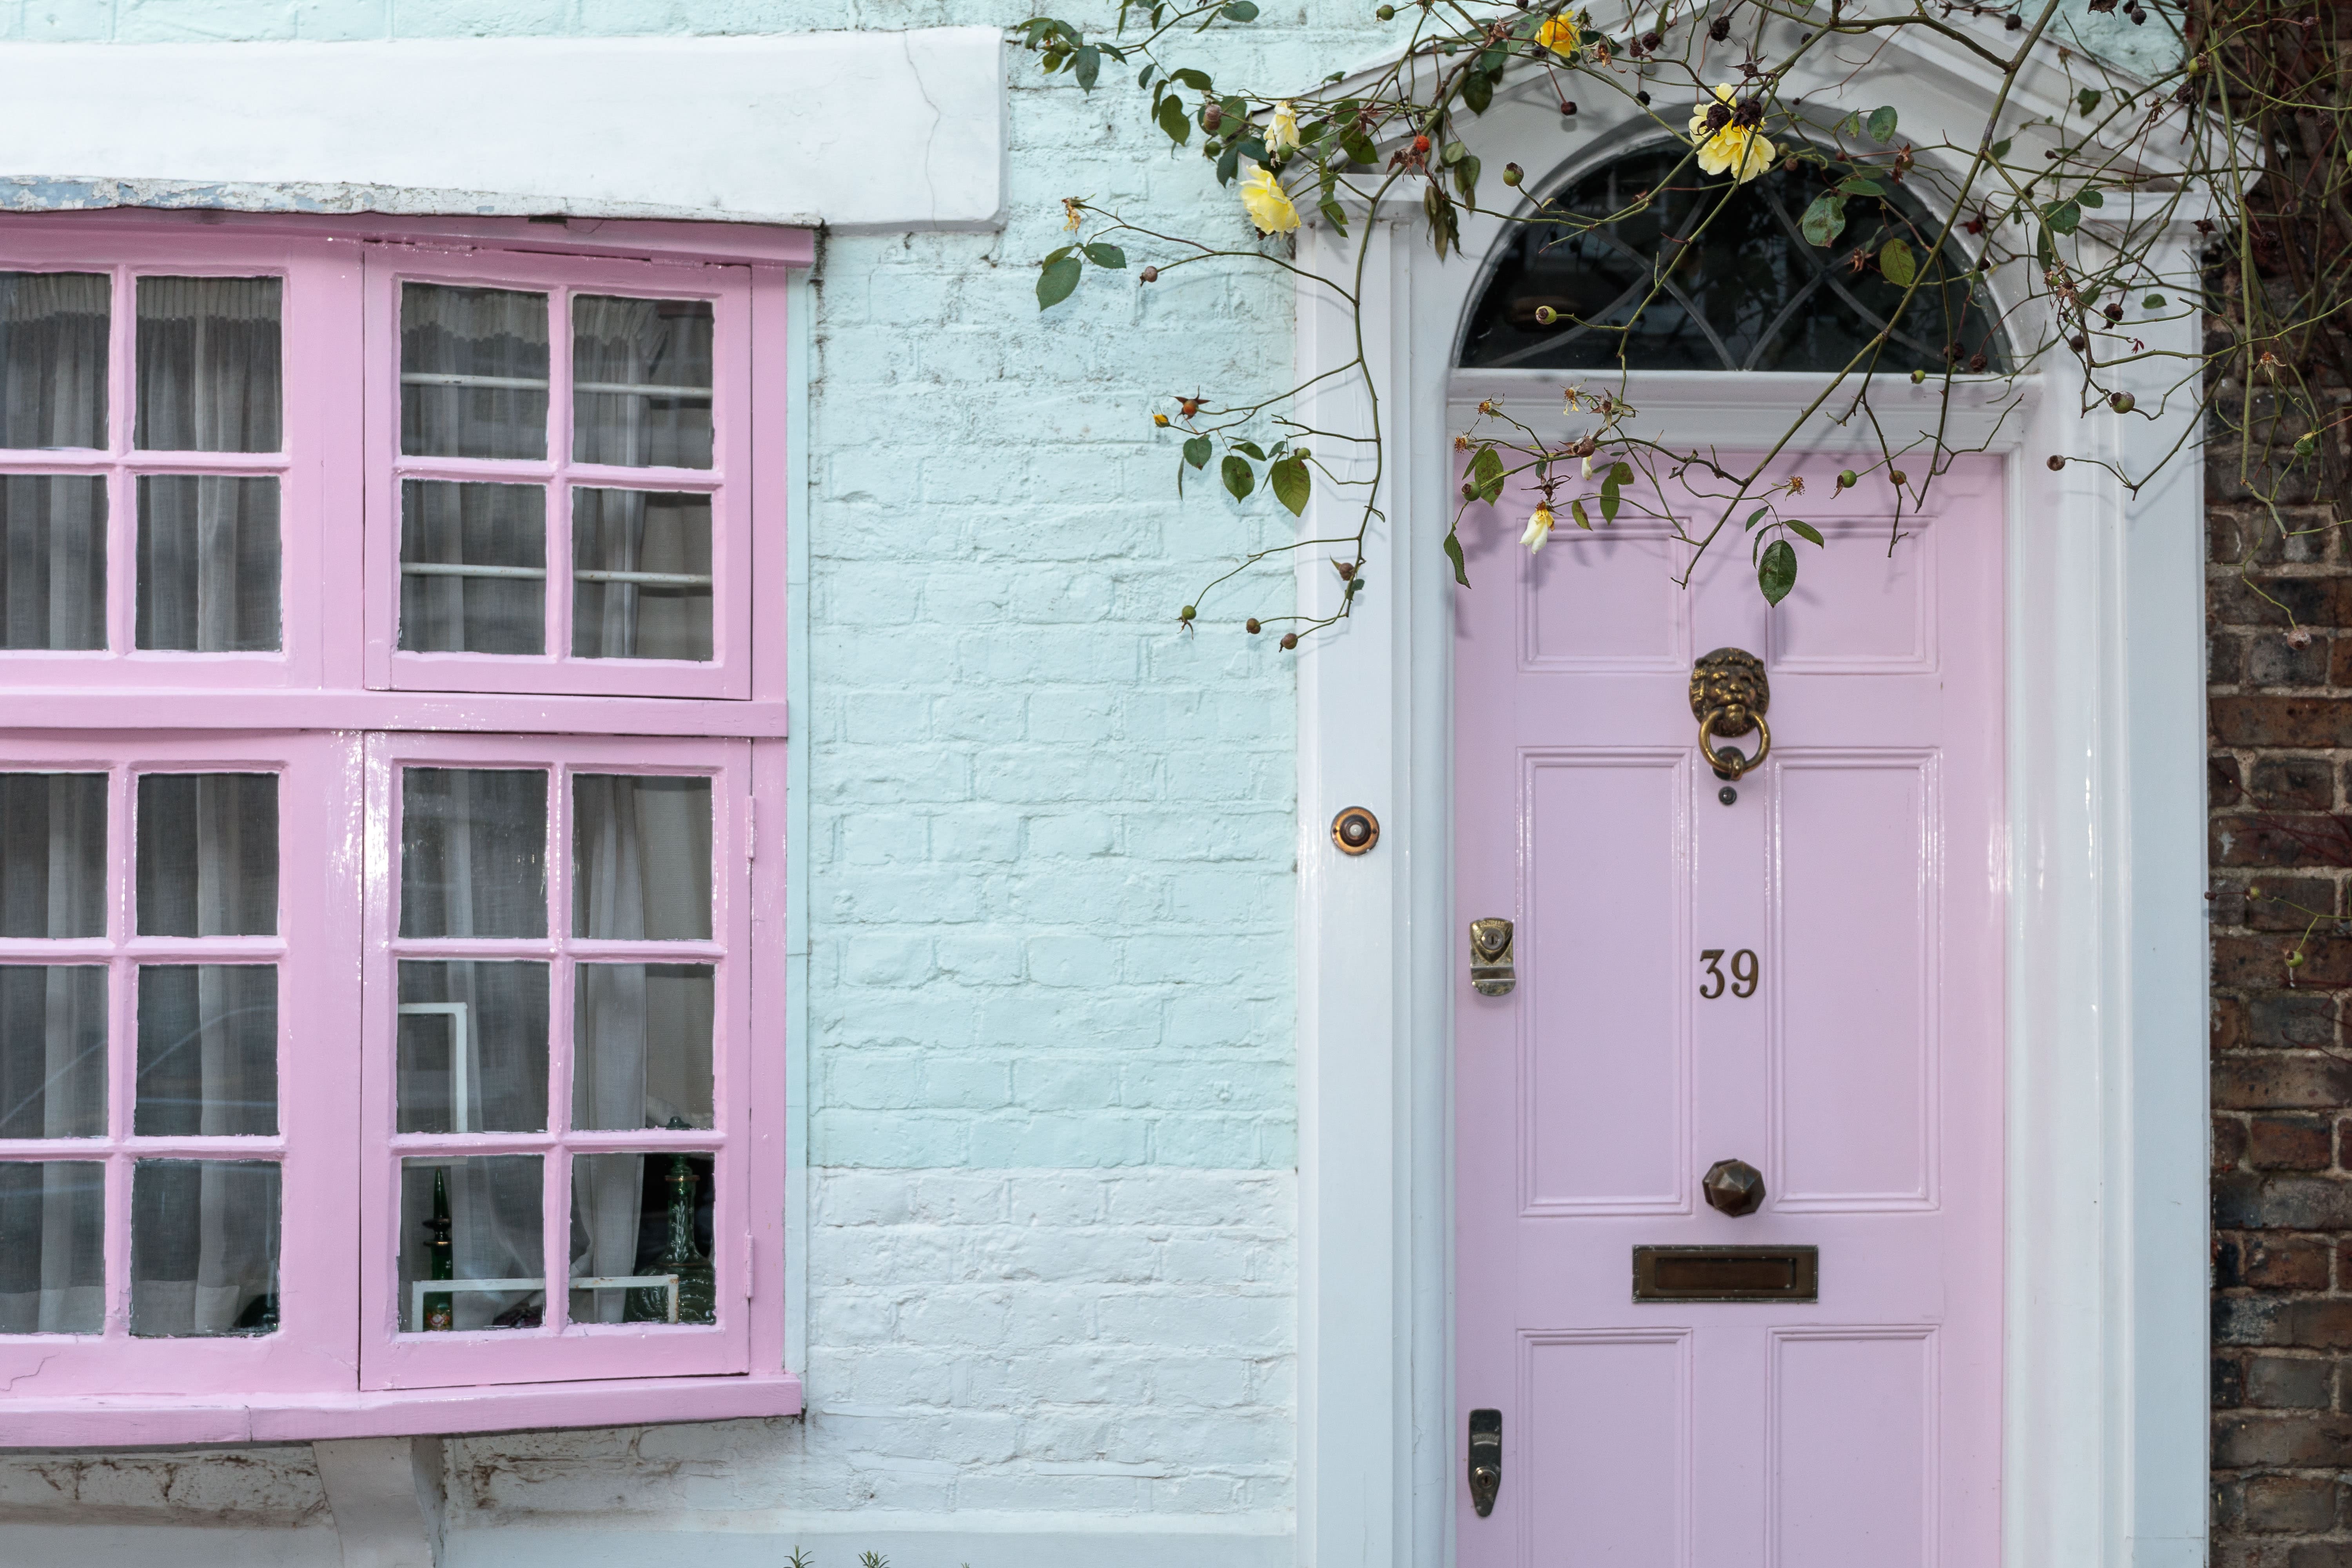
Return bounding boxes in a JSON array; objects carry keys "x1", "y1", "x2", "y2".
[{"x1": 1632, "y1": 1245, "x2": 1818, "y2": 1302}]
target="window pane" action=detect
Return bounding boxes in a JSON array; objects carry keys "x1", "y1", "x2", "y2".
[
  {"x1": 136, "y1": 476, "x2": 281, "y2": 652},
  {"x1": 134, "y1": 277, "x2": 283, "y2": 453},
  {"x1": 397, "y1": 960, "x2": 548, "y2": 1134},
  {"x1": 135, "y1": 964, "x2": 276, "y2": 1137},
  {"x1": 401, "y1": 284, "x2": 549, "y2": 461},
  {"x1": 398, "y1": 768, "x2": 547, "y2": 939},
  {"x1": 572, "y1": 296, "x2": 713, "y2": 469},
  {"x1": 571, "y1": 489, "x2": 712, "y2": 662},
  {"x1": 574, "y1": 964, "x2": 713, "y2": 1132},
  {"x1": 400, "y1": 1155, "x2": 543, "y2": 1332},
  {"x1": 129, "y1": 1158, "x2": 279, "y2": 1337},
  {"x1": 0, "y1": 967, "x2": 107, "y2": 1138},
  {"x1": 0, "y1": 1161, "x2": 103, "y2": 1333},
  {"x1": 0, "y1": 273, "x2": 105, "y2": 451},
  {"x1": 0, "y1": 474, "x2": 106, "y2": 651},
  {"x1": 572, "y1": 776, "x2": 711, "y2": 940},
  {"x1": 569, "y1": 1151, "x2": 714, "y2": 1325},
  {"x1": 136, "y1": 773, "x2": 277, "y2": 936},
  {"x1": 0, "y1": 773, "x2": 105, "y2": 938},
  {"x1": 399, "y1": 480, "x2": 545, "y2": 656}
]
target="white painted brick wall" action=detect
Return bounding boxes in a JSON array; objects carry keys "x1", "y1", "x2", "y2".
[{"x1": 0, "y1": 0, "x2": 1396, "y2": 1551}]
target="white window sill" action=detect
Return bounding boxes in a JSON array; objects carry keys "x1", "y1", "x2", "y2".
[{"x1": 0, "y1": 1373, "x2": 803, "y2": 1446}]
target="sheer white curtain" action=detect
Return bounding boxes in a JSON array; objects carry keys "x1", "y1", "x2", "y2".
[{"x1": 134, "y1": 277, "x2": 281, "y2": 454}]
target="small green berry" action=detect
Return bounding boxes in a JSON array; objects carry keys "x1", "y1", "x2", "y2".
[
  {"x1": 2287, "y1": 949, "x2": 2307, "y2": 969},
  {"x1": 1836, "y1": 469, "x2": 1858, "y2": 489},
  {"x1": 2109, "y1": 391, "x2": 2135, "y2": 413},
  {"x1": 1534, "y1": 305, "x2": 1559, "y2": 325},
  {"x1": 1179, "y1": 604, "x2": 1197, "y2": 622},
  {"x1": 1377, "y1": 3, "x2": 1395, "y2": 15},
  {"x1": 1909, "y1": 368, "x2": 1927, "y2": 384},
  {"x1": 2294, "y1": 433, "x2": 2318, "y2": 457}
]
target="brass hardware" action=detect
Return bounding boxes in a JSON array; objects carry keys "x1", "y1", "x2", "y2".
[
  {"x1": 1633, "y1": 1245, "x2": 1818, "y2": 1301},
  {"x1": 1690, "y1": 647, "x2": 1771, "y2": 780},
  {"x1": 1467, "y1": 1408, "x2": 1502, "y2": 1517},
  {"x1": 1332, "y1": 806, "x2": 1379, "y2": 855},
  {"x1": 1468, "y1": 917, "x2": 1516, "y2": 996},
  {"x1": 1702, "y1": 1157, "x2": 1766, "y2": 1216}
]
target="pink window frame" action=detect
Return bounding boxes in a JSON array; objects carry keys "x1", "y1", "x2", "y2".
[
  {"x1": 362, "y1": 248, "x2": 756, "y2": 701},
  {"x1": 358, "y1": 732, "x2": 758, "y2": 1390},
  {"x1": 0, "y1": 732, "x2": 362, "y2": 1398},
  {"x1": 0, "y1": 230, "x2": 356, "y2": 690},
  {"x1": 0, "y1": 209, "x2": 805, "y2": 1446}
]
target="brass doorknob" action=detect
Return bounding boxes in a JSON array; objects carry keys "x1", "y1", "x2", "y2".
[{"x1": 1702, "y1": 1158, "x2": 1766, "y2": 1216}]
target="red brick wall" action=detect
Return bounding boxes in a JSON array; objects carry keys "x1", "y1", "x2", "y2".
[{"x1": 2209, "y1": 474, "x2": 2352, "y2": 1562}]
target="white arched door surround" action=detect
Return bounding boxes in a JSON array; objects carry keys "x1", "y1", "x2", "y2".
[{"x1": 1291, "y1": 24, "x2": 2209, "y2": 1568}]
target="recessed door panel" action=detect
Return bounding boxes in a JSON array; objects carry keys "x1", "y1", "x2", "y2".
[
  {"x1": 1523, "y1": 1331, "x2": 1690, "y2": 1567},
  {"x1": 1522, "y1": 525, "x2": 1691, "y2": 672},
  {"x1": 1771, "y1": 1330, "x2": 1934, "y2": 1568},
  {"x1": 1523, "y1": 753, "x2": 1688, "y2": 1214}
]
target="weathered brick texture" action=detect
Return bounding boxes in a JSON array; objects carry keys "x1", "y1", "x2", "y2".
[{"x1": 2212, "y1": 479, "x2": 2352, "y2": 1565}]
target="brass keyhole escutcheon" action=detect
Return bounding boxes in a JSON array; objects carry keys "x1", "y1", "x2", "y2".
[{"x1": 1690, "y1": 648, "x2": 1771, "y2": 781}]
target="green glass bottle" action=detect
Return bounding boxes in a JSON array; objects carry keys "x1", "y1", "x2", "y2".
[
  {"x1": 423, "y1": 1166, "x2": 454, "y2": 1331},
  {"x1": 649, "y1": 1154, "x2": 715, "y2": 1325}
]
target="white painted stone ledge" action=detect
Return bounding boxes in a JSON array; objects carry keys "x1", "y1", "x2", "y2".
[{"x1": 0, "y1": 30, "x2": 1006, "y2": 231}]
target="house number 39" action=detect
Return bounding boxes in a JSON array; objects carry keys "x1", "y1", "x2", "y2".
[{"x1": 1699, "y1": 949, "x2": 1759, "y2": 999}]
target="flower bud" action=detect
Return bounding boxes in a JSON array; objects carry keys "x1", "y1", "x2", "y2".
[
  {"x1": 1154, "y1": 413, "x2": 1171, "y2": 427},
  {"x1": 2109, "y1": 391, "x2": 2135, "y2": 413},
  {"x1": 1202, "y1": 103, "x2": 1224, "y2": 131},
  {"x1": 2295, "y1": 433, "x2": 2318, "y2": 457},
  {"x1": 1503, "y1": 162, "x2": 1524, "y2": 187}
]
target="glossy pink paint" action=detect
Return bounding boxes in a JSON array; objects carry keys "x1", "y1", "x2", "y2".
[
  {"x1": 1453, "y1": 457, "x2": 2004, "y2": 1566},
  {"x1": 0, "y1": 212, "x2": 802, "y2": 1442}
]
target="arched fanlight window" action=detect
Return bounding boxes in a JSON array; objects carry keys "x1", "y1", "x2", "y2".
[{"x1": 1459, "y1": 143, "x2": 2006, "y2": 374}]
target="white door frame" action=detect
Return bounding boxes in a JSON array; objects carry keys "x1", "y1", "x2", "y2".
[{"x1": 1292, "y1": 38, "x2": 2209, "y2": 1568}]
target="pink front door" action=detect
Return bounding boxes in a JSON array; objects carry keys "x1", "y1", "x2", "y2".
[{"x1": 1454, "y1": 455, "x2": 2005, "y2": 1566}]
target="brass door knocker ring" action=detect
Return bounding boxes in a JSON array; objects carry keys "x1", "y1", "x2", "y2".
[{"x1": 1690, "y1": 648, "x2": 1771, "y2": 782}]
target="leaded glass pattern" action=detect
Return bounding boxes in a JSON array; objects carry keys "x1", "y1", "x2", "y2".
[{"x1": 1459, "y1": 145, "x2": 2006, "y2": 374}]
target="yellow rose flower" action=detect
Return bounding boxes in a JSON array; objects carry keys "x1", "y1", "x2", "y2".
[
  {"x1": 1536, "y1": 13, "x2": 1581, "y2": 56},
  {"x1": 1240, "y1": 162, "x2": 1301, "y2": 236},
  {"x1": 1267, "y1": 100, "x2": 1301, "y2": 157},
  {"x1": 1521, "y1": 504, "x2": 1556, "y2": 552},
  {"x1": 1687, "y1": 84, "x2": 1777, "y2": 184}
]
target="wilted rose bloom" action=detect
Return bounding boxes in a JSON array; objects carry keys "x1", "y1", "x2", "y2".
[
  {"x1": 1688, "y1": 85, "x2": 1777, "y2": 183},
  {"x1": 1267, "y1": 101, "x2": 1301, "y2": 156},
  {"x1": 1521, "y1": 504, "x2": 1557, "y2": 552},
  {"x1": 1240, "y1": 163, "x2": 1301, "y2": 236}
]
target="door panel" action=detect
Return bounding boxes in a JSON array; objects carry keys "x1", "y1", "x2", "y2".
[{"x1": 1456, "y1": 455, "x2": 2002, "y2": 1568}]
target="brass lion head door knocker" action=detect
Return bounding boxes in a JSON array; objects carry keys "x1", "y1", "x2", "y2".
[{"x1": 1689, "y1": 648, "x2": 1771, "y2": 781}]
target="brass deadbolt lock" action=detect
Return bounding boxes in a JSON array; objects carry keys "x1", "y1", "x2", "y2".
[
  {"x1": 1331, "y1": 806, "x2": 1379, "y2": 855},
  {"x1": 1469, "y1": 918, "x2": 1516, "y2": 996}
]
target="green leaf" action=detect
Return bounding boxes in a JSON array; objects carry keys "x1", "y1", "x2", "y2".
[
  {"x1": 1462, "y1": 68, "x2": 1495, "y2": 116},
  {"x1": 1181, "y1": 435, "x2": 1211, "y2": 468},
  {"x1": 2076, "y1": 186, "x2": 2103, "y2": 208},
  {"x1": 2045, "y1": 200, "x2": 2081, "y2": 235},
  {"x1": 1157, "y1": 93, "x2": 1191, "y2": 144},
  {"x1": 1074, "y1": 44, "x2": 1100, "y2": 89},
  {"x1": 1609, "y1": 462, "x2": 1633, "y2": 485},
  {"x1": 1340, "y1": 130, "x2": 1378, "y2": 167},
  {"x1": 1441, "y1": 140, "x2": 1468, "y2": 166},
  {"x1": 1470, "y1": 445, "x2": 1505, "y2": 503},
  {"x1": 1171, "y1": 67, "x2": 1213, "y2": 89},
  {"x1": 1599, "y1": 474, "x2": 1622, "y2": 522},
  {"x1": 2143, "y1": 293, "x2": 2166, "y2": 308},
  {"x1": 1743, "y1": 506, "x2": 1772, "y2": 532},
  {"x1": 1269, "y1": 456, "x2": 1312, "y2": 516},
  {"x1": 1216, "y1": 142, "x2": 1243, "y2": 184},
  {"x1": 1989, "y1": 137, "x2": 2012, "y2": 159},
  {"x1": 1867, "y1": 106, "x2": 1899, "y2": 142},
  {"x1": 1569, "y1": 497, "x2": 1592, "y2": 530},
  {"x1": 1234, "y1": 440, "x2": 1268, "y2": 461},
  {"x1": 1799, "y1": 193, "x2": 1848, "y2": 247},
  {"x1": 1137, "y1": 62, "x2": 1158, "y2": 87},
  {"x1": 1454, "y1": 154, "x2": 1481, "y2": 207},
  {"x1": 1221, "y1": 454, "x2": 1255, "y2": 500},
  {"x1": 1786, "y1": 519, "x2": 1826, "y2": 546},
  {"x1": 1221, "y1": 0, "x2": 1258, "y2": 18},
  {"x1": 1758, "y1": 539, "x2": 1798, "y2": 604},
  {"x1": 1036, "y1": 254, "x2": 1082, "y2": 309},
  {"x1": 1879, "y1": 238, "x2": 1917, "y2": 288},
  {"x1": 1836, "y1": 176, "x2": 1887, "y2": 197},
  {"x1": 1318, "y1": 195, "x2": 1351, "y2": 235},
  {"x1": 2075, "y1": 87, "x2": 2102, "y2": 116},
  {"x1": 1443, "y1": 529, "x2": 1471, "y2": 588},
  {"x1": 1082, "y1": 242, "x2": 1126, "y2": 268}
]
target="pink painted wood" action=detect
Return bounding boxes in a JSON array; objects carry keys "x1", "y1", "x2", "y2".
[
  {"x1": 0, "y1": 211, "x2": 801, "y2": 1441},
  {"x1": 1454, "y1": 455, "x2": 2005, "y2": 1567}
]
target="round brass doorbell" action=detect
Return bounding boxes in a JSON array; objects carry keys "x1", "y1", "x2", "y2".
[{"x1": 1331, "y1": 806, "x2": 1379, "y2": 855}]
